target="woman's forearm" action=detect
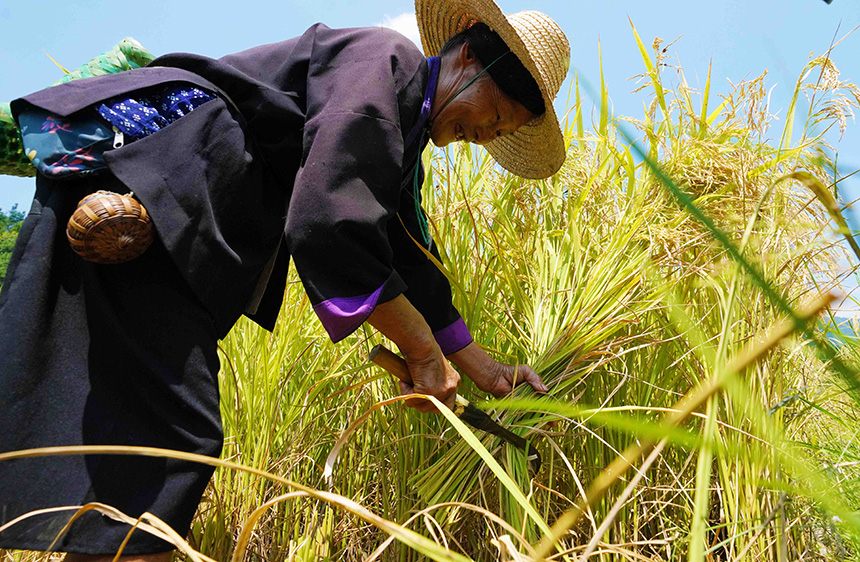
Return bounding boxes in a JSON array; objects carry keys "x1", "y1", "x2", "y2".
[{"x1": 366, "y1": 295, "x2": 438, "y2": 360}]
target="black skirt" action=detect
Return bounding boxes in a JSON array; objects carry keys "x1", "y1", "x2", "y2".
[{"x1": 0, "y1": 172, "x2": 223, "y2": 554}]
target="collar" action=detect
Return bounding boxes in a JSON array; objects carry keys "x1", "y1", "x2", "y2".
[{"x1": 403, "y1": 56, "x2": 441, "y2": 151}]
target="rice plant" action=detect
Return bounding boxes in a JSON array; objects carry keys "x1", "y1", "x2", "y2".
[
  {"x1": 185, "y1": 30, "x2": 860, "y2": 560},
  {"x1": 3, "y1": 24, "x2": 860, "y2": 562}
]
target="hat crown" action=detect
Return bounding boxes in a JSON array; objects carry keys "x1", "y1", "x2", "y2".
[{"x1": 505, "y1": 11, "x2": 570, "y2": 100}]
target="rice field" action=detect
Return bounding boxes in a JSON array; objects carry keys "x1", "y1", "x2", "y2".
[{"x1": 4, "y1": 26, "x2": 860, "y2": 562}]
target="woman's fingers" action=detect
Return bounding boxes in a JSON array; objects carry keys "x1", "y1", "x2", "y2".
[
  {"x1": 517, "y1": 364, "x2": 549, "y2": 394},
  {"x1": 487, "y1": 362, "x2": 547, "y2": 398},
  {"x1": 398, "y1": 379, "x2": 437, "y2": 412}
]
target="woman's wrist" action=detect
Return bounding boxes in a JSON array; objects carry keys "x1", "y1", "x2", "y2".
[
  {"x1": 447, "y1": 341, "x2": 484, "y2": 371},
  {"x1": 447, "y1": 342, "x2": 501, "y2": 393}
]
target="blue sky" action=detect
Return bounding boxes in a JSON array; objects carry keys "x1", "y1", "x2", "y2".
[
  {"x1": 2, "y1": 0, "x2": 858, "y2": 213},
  {"x1": 2, "y1": 1, "x2": 859, "y2": 288}
]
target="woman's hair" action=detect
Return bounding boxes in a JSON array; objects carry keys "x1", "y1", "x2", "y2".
[{"x1": 439, "y1": 22, "x2": 545, "y2": 117}]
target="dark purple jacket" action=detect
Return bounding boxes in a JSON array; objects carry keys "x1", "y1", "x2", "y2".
[{"x1": 12, "y1": 24, "x2": 472, "y2": 353}]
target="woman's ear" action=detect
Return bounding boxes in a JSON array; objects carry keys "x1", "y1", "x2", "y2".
[{"x1": 456, "y1": 41, "x2": 480, "y2": 68}]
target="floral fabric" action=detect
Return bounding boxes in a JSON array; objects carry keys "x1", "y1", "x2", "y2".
[{"x1": 97, "y1": 85, "x2": 215, "y2": 140}]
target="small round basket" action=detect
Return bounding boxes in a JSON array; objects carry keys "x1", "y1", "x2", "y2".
[{"x1": 66, "y1": 190, "x2": 153, "y2": 264}]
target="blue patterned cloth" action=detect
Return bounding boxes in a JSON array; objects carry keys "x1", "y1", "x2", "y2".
[
  {"x1": 17, "y1": 83, "x2": 216, "y2": 179},
  {"x1": 98, "y1": 85, "x2": 216, "y2": 140}
]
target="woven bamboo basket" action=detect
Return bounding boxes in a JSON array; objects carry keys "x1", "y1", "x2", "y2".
[{"x1": 66, "y1": 191, "x2": 153, "y2": 264}]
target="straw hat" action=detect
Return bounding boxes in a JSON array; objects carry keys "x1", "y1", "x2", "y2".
[{"x1": 415, "y1": 0, "x2": 570, "y2": 179}]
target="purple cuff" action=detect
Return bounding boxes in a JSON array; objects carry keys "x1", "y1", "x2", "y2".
[
  {"x1": 313, "y1": 284, "x2": 385, "y2": 342},
  {"x1": 433, "y1": 317, "x2": 473, "y2": 355}
]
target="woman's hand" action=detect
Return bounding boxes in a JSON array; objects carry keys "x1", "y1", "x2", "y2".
[
  {"x1": 367, "y1": 295, "x2": 460, "y2": 412},
  {"x1": 447, "y1": 342, "x2": 547, "y2": 398},
  {"x1": 398, "y1": 344, "x2": 460, "y2": 413}
]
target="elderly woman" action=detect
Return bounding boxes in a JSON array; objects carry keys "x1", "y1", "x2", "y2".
[{"x1": 0, "y1": 0, "x2": 569, "y2": 558}]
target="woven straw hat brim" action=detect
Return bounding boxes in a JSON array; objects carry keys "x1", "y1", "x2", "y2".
[{"x1": 415, "y1": 0, "x2": 568, "y2": 179}]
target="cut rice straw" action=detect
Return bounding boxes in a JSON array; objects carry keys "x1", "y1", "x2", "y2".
[{"x1": 0, "y1": 503, "x2": 215, "y2": 562}]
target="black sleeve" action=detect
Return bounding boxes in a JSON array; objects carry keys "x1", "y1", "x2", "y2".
[
  {"x1": 285, "y1": 26, "x2": 472, "y2": 351},
  {"x1": 284, "y1": 28, "x2": 413, "y2": 342}
]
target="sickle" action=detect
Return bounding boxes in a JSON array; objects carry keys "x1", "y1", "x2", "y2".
[{"x1": 369, "y1": 344, "x2": 541, "y2": 475}]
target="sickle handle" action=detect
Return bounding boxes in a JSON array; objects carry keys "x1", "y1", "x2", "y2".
[{"x1": 368, "y1": 344, "x2": 413, "y2": 384}]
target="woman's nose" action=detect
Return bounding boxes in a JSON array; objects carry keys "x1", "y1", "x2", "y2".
[{"x1": 474, "y1": 127, "x2": 494, "y2": 145}]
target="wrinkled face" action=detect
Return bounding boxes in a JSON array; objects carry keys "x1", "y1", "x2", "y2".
[{"x1": 429, "y1": 74, "x2": 536, "y2": 147}]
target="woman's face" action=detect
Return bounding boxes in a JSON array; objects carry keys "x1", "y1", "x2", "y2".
[{"x1": 429, "y1": 54, "x2": 536, "y2": 147}]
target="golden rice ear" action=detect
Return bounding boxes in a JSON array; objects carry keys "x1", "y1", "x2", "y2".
[{"x1": 66, "y1": 190, "x2": 153, "y2": 264}]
